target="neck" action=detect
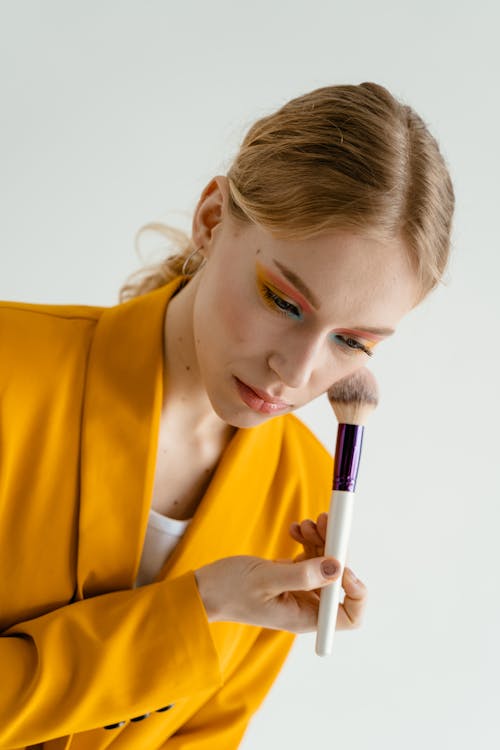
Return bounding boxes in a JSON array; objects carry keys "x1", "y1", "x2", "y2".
[{"x1": 162, "y1": 273, "x2": 234, "y2": 442}]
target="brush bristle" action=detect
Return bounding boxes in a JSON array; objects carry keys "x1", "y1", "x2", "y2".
[{"x1": 327, "y1": 367, "x2": 379, "y2": 425}]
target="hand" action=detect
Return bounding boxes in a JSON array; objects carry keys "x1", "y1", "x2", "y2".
[
  {"x1": 289, "y1": 512, "x2": 368, "y2": 631},
  {"x1": 194, "y1": 553, "x2": 342, "y2": 634}
]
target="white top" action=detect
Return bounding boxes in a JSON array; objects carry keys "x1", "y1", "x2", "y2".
[{"x1": 134, "y1": 508, "x2": 192, "y2": 588}]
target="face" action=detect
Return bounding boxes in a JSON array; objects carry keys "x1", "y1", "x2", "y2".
[{"x1": 190, "y1": 178, "x2": 419, "y2": 429}]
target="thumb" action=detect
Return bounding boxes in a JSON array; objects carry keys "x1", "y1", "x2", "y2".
[{"x1": 265, "y1": 556, "x2": 341, "y2": 596}]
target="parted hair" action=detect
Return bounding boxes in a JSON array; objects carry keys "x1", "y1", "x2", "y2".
[{"x1": 119, "y1": 82, "x2": 455, "y2": 306}]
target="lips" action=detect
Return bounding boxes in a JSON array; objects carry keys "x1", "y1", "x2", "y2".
[
  {"x1": 233, "y1": 375, "x2": 291, "y2": 414},
  {"x1": 235, "y1": 377, "x2": 290, "y2": 407}
]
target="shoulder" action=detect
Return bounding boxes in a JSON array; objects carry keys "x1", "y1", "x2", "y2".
[
  {"x1": 0, "y1": 298, "x2": 103, "y2": 325},
  {"x1": 0, "y1": 299, "x2": 103, "y2": 339},
  {"x1": 0, "y1": 299, "x2": 104, "y2": 386}
]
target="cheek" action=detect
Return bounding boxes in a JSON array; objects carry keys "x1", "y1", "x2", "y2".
[
  {"x1": 216, "y1": 283, "x2": 260, "y2": 346},
  {"x1": 320, "y1": 361, "x2": 366, "y2": 393},
  {"x1": 302, "y1": 348, "x2": 363, "y2": 393}
]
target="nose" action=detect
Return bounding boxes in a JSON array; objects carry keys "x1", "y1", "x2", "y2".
[{"x1": 267, "y1": 332, "x2": 324, "y2": 390}]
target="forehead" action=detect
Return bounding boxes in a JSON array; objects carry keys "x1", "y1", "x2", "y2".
[{"x1": 239, "y1": 223, "x2": 419, "y2": 313}]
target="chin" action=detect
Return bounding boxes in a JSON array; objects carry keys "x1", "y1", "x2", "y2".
[
  {"x1": 208, "y1": 372, "x2": 291, "y2": 429},
  {"x1": 216, "y1": 403, "x2": 271, "y2": 429}
]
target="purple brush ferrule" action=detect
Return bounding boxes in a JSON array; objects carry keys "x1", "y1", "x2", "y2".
[{"x1": 333, "y1": 423, "x2": 365, "y2": 492}]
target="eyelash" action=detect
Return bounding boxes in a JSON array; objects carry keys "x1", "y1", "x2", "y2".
[{"x1": 259, "y1": 283, "x2": 374, "y2": 357}]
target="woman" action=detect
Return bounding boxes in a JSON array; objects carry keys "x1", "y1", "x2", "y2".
[{"x1": 0, "y1": 82, "x2": 454, "y2": 748}]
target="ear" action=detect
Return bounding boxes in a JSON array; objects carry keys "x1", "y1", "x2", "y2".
[{"x1": 191, "y1": 175, "x2": 230, "y2": 258}]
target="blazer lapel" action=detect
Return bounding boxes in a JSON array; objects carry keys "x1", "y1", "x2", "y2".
[
  {"x1": 76, "y1": 276, "x2": 187, "y2": 599},
  {"x1": 154, "y1": 416, "x2": 284, "y2": 583},
  {"x1": 75, "y1": 276, "x2": 285, "y2": 601}
]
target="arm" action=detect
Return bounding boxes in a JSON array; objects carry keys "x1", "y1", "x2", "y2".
[
  {"x1": 0, "y1": 572, "x2": 222, "y2": 747},
  {"x1": 164, "y1": 626, "x2": 295, "y2": 749},
  {"x1": 166, "y1": 517, "x2": 369, "y2": 749}
]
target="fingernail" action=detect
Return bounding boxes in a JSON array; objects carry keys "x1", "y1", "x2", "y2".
[
  {"x1": 321, "y1": 560, "x2": 338, "y2": 578},
  {"x1": 348, "y1": 568, "x2": 358, "y2": 582}
]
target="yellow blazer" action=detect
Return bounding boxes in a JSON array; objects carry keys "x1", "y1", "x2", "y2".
[{"x1": 0, "y1": 276, "x2": 333, "y2": 749}]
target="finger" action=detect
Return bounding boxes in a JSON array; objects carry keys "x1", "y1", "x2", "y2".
[
  {"x1": 289, "y1": 522, "x2": 306, "y2": 544},
  {"x1": 289, "y1": 523, "x2": 319, "y2": 560},
  {"x1": 299, "y1": 519, "x2": 324, "y2": 548},
  {"x1": 289, "y1": 523, "x2": 313, "y2": 563},
  {"x1": 336, "y1": 567, "x2": 368, "y2": 630},
  {"x1": 278, "y1": 590, "x2": 322, "y2": 633},
  {"x1": 316, "y1": 512, "x2": 328, "y2": 540},
  {"x1": 264, "y1": 557, "x2": 341, "y2": 597}
]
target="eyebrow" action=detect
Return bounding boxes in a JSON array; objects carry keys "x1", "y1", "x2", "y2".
[{"x1": 271, "y1": 258, "x2": 396, "y2": 337}]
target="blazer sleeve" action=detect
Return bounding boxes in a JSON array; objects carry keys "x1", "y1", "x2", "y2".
[
  {"x1": 164, "y1": 626, "x2": 296, "y2": 750},
  {"x1": 0, "y1": 571, "x2": 222, "y2": 748}
]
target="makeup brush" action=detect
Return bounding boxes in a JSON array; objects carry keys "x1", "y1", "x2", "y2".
[{"x1": 315, "y1": 367, "x2": 379, "y2": 657}]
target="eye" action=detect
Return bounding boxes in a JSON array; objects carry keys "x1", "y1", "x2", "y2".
[
  {"x1": 330, "y1": 334, "x2": 374, "y2": 357},
  {"x1": 259, "y1": 282, "x2": 303, "y2": 320},
  {"x1": 259, "y1": 280, "x2": 374, "y2": 357}
]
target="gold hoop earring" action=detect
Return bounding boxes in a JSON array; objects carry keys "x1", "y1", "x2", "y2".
[{"x1": 182, "y1": 247, "x2": 207, "y2": 276}]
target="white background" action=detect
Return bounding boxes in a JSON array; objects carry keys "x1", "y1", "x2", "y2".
[{"x1": 1, "y1": 1, "x2": 499, "y2": 748}]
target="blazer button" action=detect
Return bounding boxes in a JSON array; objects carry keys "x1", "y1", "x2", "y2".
[
  {"x1": 131, "y1": 713, "x2": 151, "y2": 722},
  {"x1": 103, "y1": 721, "x2": 126, "y2": 729},
  {"x1": 156, "y1": 704, "x2": 175, "y2": 712}
]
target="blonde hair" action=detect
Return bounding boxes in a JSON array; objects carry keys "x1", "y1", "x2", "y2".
[{"x1": 119, "y1": 82, "x2": 455, "y2": 305}]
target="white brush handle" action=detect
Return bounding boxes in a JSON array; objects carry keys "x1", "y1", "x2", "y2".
[{"x1": 315, "y1": 489, "x2": 355, "y2": 656}]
